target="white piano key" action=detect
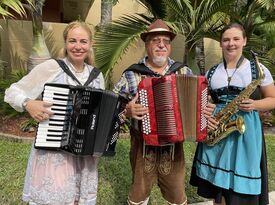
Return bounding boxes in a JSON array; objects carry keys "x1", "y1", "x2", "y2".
[
  {"x1": 37, "y1": 130, "x2": 65, "y2": 136},
  {"x1": 43, "y1": 92, "x2": 70, "y2": 100},
  {"x1": 35, "y1": 135, "x2": 62, "y2": 141},
  {"x1": 50, "y1": 105, "x2": 69, "y2": 110},
  {"x1": 35, "y1": 141, "x2": 61, "y2": 148},
  {"x1": 39, "y1": 120, "x2": 66, "y2": 126},
  {"x1": 48, "y1": 115, "x2": 67, "y2": 120},
  {"x1": 44, "y1": 86, "x2": 70, "y2": 93},
  {"x1": 47, "y1": 108, "x2": 69, "y2": 114},
  {"x1": 43, "y1": 88, "x2": 70, "y2": 93},
  {"x1": 38, "y1": 125, "x2": 65, "y2": 130},
  {"x1": 42, "y1": 97, "x2": 68, "y2": 105}
]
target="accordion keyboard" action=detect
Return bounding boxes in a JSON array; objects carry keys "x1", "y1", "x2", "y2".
[{"x1": 35, "y1": 85, "x2": 72, "y2": 148}]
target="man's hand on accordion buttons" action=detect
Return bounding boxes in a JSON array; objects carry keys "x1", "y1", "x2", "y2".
[
  {"x1": 203, "y1": 101, "x2": 219, "y2": 131},
  {"x1": 25, "y1": 100, "x2": 53, "y2": 122},
  {"x1": 125, "y1": 94, "x2": 148, "y2": 120}
]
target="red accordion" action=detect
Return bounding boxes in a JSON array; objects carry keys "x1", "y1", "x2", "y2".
[{"x1": 138, "y1": 74, "x2": 208, "y2": 146}]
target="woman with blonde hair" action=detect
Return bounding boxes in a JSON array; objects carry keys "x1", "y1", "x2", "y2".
[{"x1": 5, "y1": 20, "x2": 104, "y2": 205}]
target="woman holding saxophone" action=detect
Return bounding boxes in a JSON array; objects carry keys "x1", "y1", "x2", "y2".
[{"x1": 190, "y1": 23, "x2": 275, "y2": 205}]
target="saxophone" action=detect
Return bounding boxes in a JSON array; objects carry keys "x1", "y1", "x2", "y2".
[{"x1": 205, "y1": 50, "x2": 265, "y2": 146}]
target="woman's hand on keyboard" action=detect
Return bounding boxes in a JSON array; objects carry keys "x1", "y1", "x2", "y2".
[{"x1": 25, "y1": 100, "x2": 53, "y2": 122}]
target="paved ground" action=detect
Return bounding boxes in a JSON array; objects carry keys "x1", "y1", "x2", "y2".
[{"x1": 190, "y1": 191, "x2": 275, "y2": 205}]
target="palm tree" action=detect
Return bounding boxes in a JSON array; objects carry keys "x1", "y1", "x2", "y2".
[{"x1": 24, "y1": 0, "x2": 51, "y2": 71}]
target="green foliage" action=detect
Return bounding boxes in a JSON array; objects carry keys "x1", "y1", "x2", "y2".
[
  {"x1": 94, "y1": 14, "x2": 152, "y2": 78},
  {"x1": 20, "y1": 118, "x2": 38, "y2": 132},
  {"x1": 0, "y1": 0, "x2": 33, "y2": 19},
  {"x1": 0, "y1": 69, "x2": 28, "y2": 117}
]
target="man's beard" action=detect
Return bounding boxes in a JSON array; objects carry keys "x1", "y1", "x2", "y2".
[{"x1": 152, "y1": 56, "x2": 167, "y2": 67}]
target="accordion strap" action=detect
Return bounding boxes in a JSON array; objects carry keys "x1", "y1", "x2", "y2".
[
  {"x1": 55, "y1": 59, "x2": 101, "y2": 86},
  {"x1": 124, "y1": 61, "x2": 185, "y2": 77},
  {"x1": 166, "y1": 61, "x2": 186, "y2": 74}
]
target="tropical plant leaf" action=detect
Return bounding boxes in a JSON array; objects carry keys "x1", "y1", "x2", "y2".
[
  {"x1": 0, "y1": 68, "x2": 28, "y2": 117},
  {"x1": 0, "y1": 0, "x2": 33, "y2": 18},
  {"x1": 94, "y1": 14, "x2": 153, "y2": 78},
  {"x1": 137, "y1": 0, "x2": 167, "y2": 19}
]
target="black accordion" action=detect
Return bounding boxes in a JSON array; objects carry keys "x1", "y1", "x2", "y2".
[{"x1": 34, "y1": 83, "x2": 127, "y2": 156}]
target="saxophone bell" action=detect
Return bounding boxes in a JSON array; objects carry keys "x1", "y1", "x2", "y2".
[
  {"x1": 206, "y1": 116, "x2": 245, "y2": 146},
  {"x1": 224, "y1": 116, "x2": 245, "y2": 134}
]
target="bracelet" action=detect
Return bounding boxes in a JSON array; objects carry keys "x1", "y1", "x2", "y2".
[{"x1": 22, "y1": 98, "x2": 30, "y2": 110}]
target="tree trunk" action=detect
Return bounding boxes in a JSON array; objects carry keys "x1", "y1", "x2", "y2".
[
  {"x1": 100, "y1": 0, "x2": 113, "y2": 25},
  {"x1": 196, "y1": 38, "x2": 206, "y2": 75},
  {"x1": 184, "y1": 42, "x2": 200, "y2": 75},
  {"x1": 99, "y1": 0, "x2": 113, "y2": 88}
]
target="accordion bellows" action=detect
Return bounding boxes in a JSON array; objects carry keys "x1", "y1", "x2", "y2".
[{"x1": 138, "y1": 74, "x2": 208, "y2": 146}]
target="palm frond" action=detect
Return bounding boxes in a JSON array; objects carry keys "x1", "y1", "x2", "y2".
[
  {"x1": 196, "y1": 0, "x2": 233, "y2": 25},
  {"x1": 0, "y1": 0, "x2": 33, "y2": 18},
  {"x1": 1, "y1": 0, "x2": 25, "y2": 18},
  {"x1": 163, "y1": 0, "x2": 193, "y2": 28},
  {"x1": 256, "y1": 0, "x2": 275, "y2": 10},
  {"x1": 0, "y1": 6, "x2": 13, "y2": 18},
  {"x1": 94, "y1": 14, "x2": 153, "y2": 77},
  {"x1": 137, "y1": 0, "x2": 167, "y2": 19}
]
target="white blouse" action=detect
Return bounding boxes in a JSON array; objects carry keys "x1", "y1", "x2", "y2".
[
  {"x1": 207, "y1": 58, "x2": 273, "y2": 90},
  {"x1": 4, "y1": 58, "x2": 105, "y2": 112}
]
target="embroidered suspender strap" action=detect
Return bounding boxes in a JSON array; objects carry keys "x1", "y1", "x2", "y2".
[
  {"x1": 250, "y1": 60, "x2": 258, "y2": 80},
  {"x1": 206, "y1": 64, "x2": 219, "y2": 90},
  {"x1": 55, "y1": 59, "x2": 101, "y2": 86}
]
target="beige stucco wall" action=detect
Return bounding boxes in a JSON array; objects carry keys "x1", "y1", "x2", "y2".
[
  {"x1": 0, "y1": 0, "x2": 222, "y2": 81},
  {"x1": 204, "y1": 38, "x2": 222, "y2": 70},
  {"x1": 0, "y1": 20, "x2": 67, "y2": 76}
]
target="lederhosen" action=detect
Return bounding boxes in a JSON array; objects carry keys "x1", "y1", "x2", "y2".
[{"x1": 125, "y1": 62, "x2": 189, "y2": 205}]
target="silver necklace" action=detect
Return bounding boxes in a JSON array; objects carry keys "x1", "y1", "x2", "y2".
[
  {"x1": 223, "y1": 56, "x2": 244, "y2": 86},
  {"x1": 223, "y1": 56, "x2": 244, "y2": 104}
]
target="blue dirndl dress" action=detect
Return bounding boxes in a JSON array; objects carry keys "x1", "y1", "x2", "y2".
[{"x1": 190, "y1": 61, "x2": 269, "y2": 205}]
